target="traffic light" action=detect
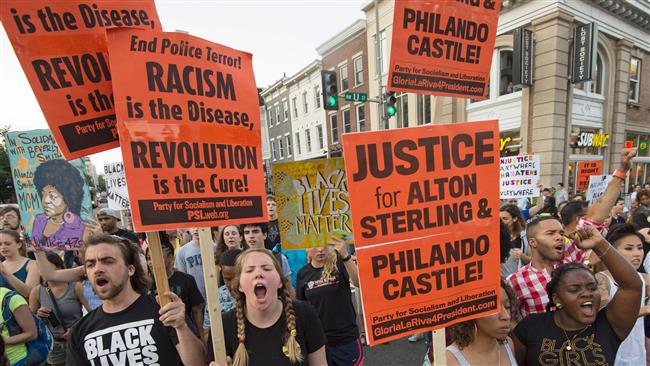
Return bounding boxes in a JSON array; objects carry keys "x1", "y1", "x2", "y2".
[
  {"x1": 385, "y1": 91, "x2": 397, "y2": 117},
  {"x1": 321, "y1": 70, "x2": 339, "y2": 110}
]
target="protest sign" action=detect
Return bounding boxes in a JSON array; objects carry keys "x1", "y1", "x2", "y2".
[
  {"x1": 272, "y1": 158, "x2": 351, "y2": 250},
  {"x1": 500, "y1": 154, "x2": 540, "y2": 199},
  {"x1": 576, "y1": 160, "x2": 603, "y2": 191},
  {"x1": 107, "y1": 28, "x2": 266, "y2": 231},
  {"x1": 103, "y1": 162, "x2": 130, "y2": 210},
  {"x1": 5, "y1": 129, "x2": 93, "y2": 249},
  {"x1": 586, "y1": 175, "x2": 613, "y2": 203},
  {"x1": 341, "y1": 120, "x2": 500, "y2": 345},
  {"x1": 388, "y1": 0, "x2": 500, "y2": 99},
  {"x1": 1, "y1": 1, "x2": 161, "y2": 160}
]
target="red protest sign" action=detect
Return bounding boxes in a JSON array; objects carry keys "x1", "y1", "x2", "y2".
[
  {"x1": 1, "y1": 1, "x2": 161, "y2": 160},
  {"x1": 388, "y1": 0, "x2": 500, "y2": 99},
  {"x1": 342, "y1": 120, "x2": 501, "y2": 345},
  {"x1": 107, "y1": 28, "x2": 266, "y2": 231},
  {"x1": 576, "y1": 160, "x2": 603, "y2": 191}
]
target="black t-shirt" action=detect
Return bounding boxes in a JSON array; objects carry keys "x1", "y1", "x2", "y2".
[
  {"x1": 296, "y1": 258, "x2": 359, "y2": 345},
  {"x1": 265, "y1": 219, "x2": 282, "y2": 250},
  {"x1": 514, "y1": 310, "x2": 621, "y2": 366},
  {"x1": 208, "y1": 300, "x2": 326, "y2": 365},
  {"x1": 66, "y1": 294, "x2": 182, "y2": 365},
  {"x1": 114, "y1": 228, "x2": 139, "y2": 244},
  {"x1": 149, "y1": 270, "x2": 204, "y2": 333}
]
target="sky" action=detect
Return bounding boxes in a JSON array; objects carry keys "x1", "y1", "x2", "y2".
[{"x1": 0, "y1": 0, "x2": 367, "y2": 174}]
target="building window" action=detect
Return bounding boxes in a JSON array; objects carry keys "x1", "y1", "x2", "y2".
[
  {"x1": 282, "y1": 100, "x2": 289, "y2": 120},
  {"x1": 397, "y1": 93, "x2": 409, "y2": 128},
  {"x1": 312, "y1": 86, "x2": 320, "y2": 109},
  {"x1": 330, "y1": 114, "x2": 339, "y2": 143},
  {"x1": 275, "y1": 105, "x2": 281, "y2": 123},
  {"x1": 629, "y1": 57, "x2": 641, "y2": 103},
  {"x1": 342, "y1": 109, "x2": 351, "y2": 133},
  {"x1": 575, "y1": 52, "x2": 604, "y2": 95},
  {"x1": 278, "y1": 138, "x2": 285, "y2": 159},
  {"x1": 295, "y1": 132, "x2": 301, "y2": 155},
  {"x1": 305, "y1": 129, "x2": 312, "y2": 152},
  {"x1": 267, "y1": 108, "x2": 273, "y2": 127},
  {"x1": 271, "y1": 139, "x2": 277, "y2": 160},
  {"x1": 356, "y1": 105, "x2": 366, "y2": 131},
  {"x1": 416, "y1": 94, "x2": 431, "y2": 125},
  {"x1": 354, "y1": 56, "x2": 364, "y2": 86},
  {"x1": 499, "y1": 50, "x2": 514, "y2": 96},
  {"x1": 286, "y1": 135, "x2": 292, "y2": 157},
  {"x1": 317, "y1": 125, "x2": 324, "y2": 150},
  {"x1": 340, "y1": 64, "x2": 349, "y2": 92},
  {"x1": 302, "y1": 92, "x2": 308, "y2": 113},
  {"x1": 292, "y1": 97, "x2": 298, "y2": 117}
]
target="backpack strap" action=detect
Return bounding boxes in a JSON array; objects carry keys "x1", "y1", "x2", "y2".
[{"x1": 1, "y1": 290, "x2": 21, "y2": 336}]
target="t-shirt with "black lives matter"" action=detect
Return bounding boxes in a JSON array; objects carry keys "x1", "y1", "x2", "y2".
[
  {"x1": 66, "y1": 294, "x2": 181, "y2": 366},
  {"x1": 514, "y1": 309, "x2": 622, "y2": 365},
  {"x1": 208, "y1": 300, "x2": 326, "y2": 366},
  {"x1": 296, "y1": 257, "x2": 359, "y2": 345}
]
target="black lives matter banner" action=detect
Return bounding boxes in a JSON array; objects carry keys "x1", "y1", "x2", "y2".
[
  {"x1": 388, "y1": 0, "x2": 500, "y2": 99},
  {"x1": 107, "y1": 28, "x2": 266, "y2": 231}
]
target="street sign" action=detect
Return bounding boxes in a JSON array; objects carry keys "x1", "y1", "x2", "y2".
[
  {"x1": 345, "y1": 92, "x2": 368, "y2": 102},
  {"x1": 571, "y1": 23, "x2": 598, "y2": 84}
]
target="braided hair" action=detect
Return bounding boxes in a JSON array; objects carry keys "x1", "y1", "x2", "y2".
[
  {"x1": 545, "y1": 263, "x2": 595, "y2": 312},
  {"x1": 230, "y1": 248, "x2": 303, "y2": 366}
]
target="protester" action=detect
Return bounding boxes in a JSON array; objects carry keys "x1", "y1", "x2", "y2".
[
  {"x1": 146, "y1": 232, "x2": 205, "y2": 336},
  {"x1": 28, "y1": 252, "x2": 88, "y2": 366},
  {"x1": 207, "y1": 248, "x2": 326, "y2": 366},
  {"x1": 265, "y1": 195, "x2": 282, "y2": 251},
  {"x1": 513, "y1": 227, "x2": 642, "y2": 365},
  {"x1": 242, "y1": 222, "x2": 294, "y2": 295},
  {"x1": 423, "y1": 279, "x2": 517, "y2": 366},
  {"x1": 632, "y1": 190, "x2": 650, "y2": 229},
  {"x1": 66, "y1": 234, "x2": 205, "y2": 365},
  {"x1": 554, "y1": 182, "x2": 568, "y2": 207},
  {"x1": 96, "y1": 208, "x2": 138, "y2": 243},
  {"x1": 0, "y1": 335, "x2": 9, "y2": 366},
  {"x1": 0, "y1": 286, "x2": 37, "y2": 366},
  {"x1": 595, "y1": 224, "x2": 650, "y2": 365},
  {"x1": 500, "y1": 204, "x2": 529, "y2": 278},
  {"x1": 0, "y1": 207, "x2": 21, "y2": 234},
  {"x1": 0, "y1": 230, "x2": 39, "y2": 298},
  {"x1": 529, "y1": 185, "x2": 558, "y2": 219},
  {"x1": 609, "y1": 198, "x2": 627, "y2": 226},
  {"x1": 203, "y1": 248, "x2": 241, "y2": 340},
  {"x1": 175, "y1": 227, "x2": 213, "y2": 303},
  {"x1": 631, "y1": 184, "x2": 642, "y2": 205},
  {"x1": 296, "y1": 237, "x2": 362, "y2": 366},
  {"x1": 215, "y1": 225, "x2": 247, "y2": 268}
]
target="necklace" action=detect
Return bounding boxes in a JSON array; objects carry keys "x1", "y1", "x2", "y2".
[{"x1": 555, "y1": 313, "x2": 591, "y2": 351}]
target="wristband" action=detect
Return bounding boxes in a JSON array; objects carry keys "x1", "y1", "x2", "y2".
[{"x1": 612, "y1": 169, "x2": 627, "y2": 181}]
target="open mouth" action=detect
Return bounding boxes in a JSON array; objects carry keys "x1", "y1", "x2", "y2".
[
  {"x1": 254, "y1": 283, "x2": 267, "y2": 300},
  {"x1": 579, "y1": 301, "x2": 595, "y2": 317},
  {"x1": 554, "y1": 244, "x2": 564, "y2": 254},
  {"x1": 95, "y1": 278, "x2": 109, "y2": 289}
]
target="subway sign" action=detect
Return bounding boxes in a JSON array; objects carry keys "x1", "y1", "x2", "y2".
[{"x1": 573, "y1": 132, "x2": 609, "y2": 148}]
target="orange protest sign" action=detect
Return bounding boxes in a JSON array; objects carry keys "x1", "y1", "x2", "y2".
[
  {"x1": 108, "y1": 28, "x2": 266, "y2": 231},
  {"x1": 1, "y1": 1, "x2": 161, "y2": 159},
  {"x1": 341, "y1": 120, "x2": 501, "y2": 345},
  {"x1": 357, "y1": 232, "x2": 501, "y2": 345},
  {"x1": 342, "y1": 120, "x2": 500, "y2": 248},
  {"x1": 388, "y1": 0, "x2": 500, "y2": 99},
  {"x1": 576, "y1": 160, "x2": 603, "y2": 191}
]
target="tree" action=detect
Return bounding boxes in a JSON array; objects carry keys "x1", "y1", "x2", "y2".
[
  {"x1": 97, "y1": 174, "x2": 106, "y2": 192},
  {"x1": 0, "y1": 126, "x2": 16, "y2": 203}
]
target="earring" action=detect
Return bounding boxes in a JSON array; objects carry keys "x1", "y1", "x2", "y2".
[
  {"x1": 472, "y1": 322, "x2": 478, "y2": 339},
  {"x1": 556, "y1": 303, "x2": 563, "y2": 309}
]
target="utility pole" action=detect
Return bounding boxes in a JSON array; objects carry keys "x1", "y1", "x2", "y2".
[{"x1": 374, "y1": 0, "x2": 385, "y2": 129}]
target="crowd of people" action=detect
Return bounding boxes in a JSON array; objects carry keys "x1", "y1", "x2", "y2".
[{"x1": 0, "y1": 148, "x2": 649, "y2": 365}]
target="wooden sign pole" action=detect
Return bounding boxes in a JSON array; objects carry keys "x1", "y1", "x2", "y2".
[
  {"x1": 146, "y1": 231, "x2": 171, "y2": 307},
  {"x1": 198, "y1": 228, "x2": 227, "y2": 365},
  {"x1": 432, "y1": 328, "x2": 446, "y2": 366}
]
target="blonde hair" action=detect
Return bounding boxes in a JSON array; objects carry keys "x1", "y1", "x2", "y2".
[
  {"x1": 230, "y1": 248, "x2": 303, "y2": 366},
  {"x1": 320, "y1": 249, "x2": 338, "y2": 282}
]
